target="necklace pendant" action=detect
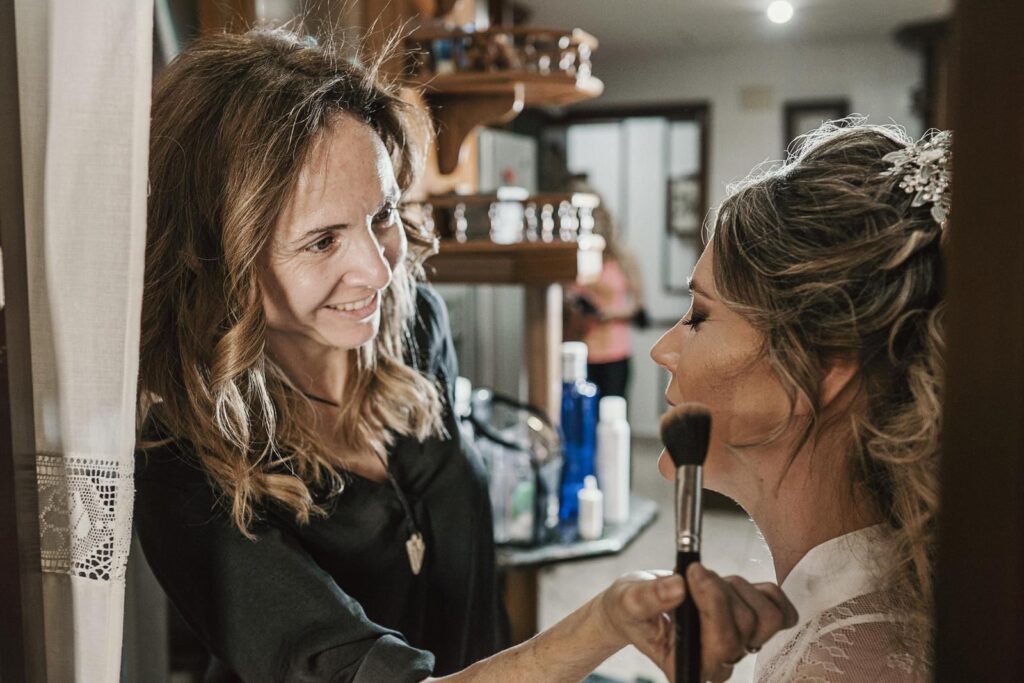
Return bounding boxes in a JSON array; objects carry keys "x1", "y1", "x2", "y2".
[{"x1": 406, "y1": 532, "x2": 425, "y2": 575}]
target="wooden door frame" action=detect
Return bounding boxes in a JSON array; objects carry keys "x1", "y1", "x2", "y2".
[
  {"x1": 0, "y1": 0, "x2": 47, "y2": 679},
  {"x1": 935, "y1": 0, "x2": 1024, "y2": 678}
]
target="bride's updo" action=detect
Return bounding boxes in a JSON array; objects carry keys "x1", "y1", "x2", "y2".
[{"x1": 710, "y1": 119, "x2": 948, "y2": 641}]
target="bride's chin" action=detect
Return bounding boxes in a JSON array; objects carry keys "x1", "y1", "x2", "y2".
[
  {"x1": 701, "y1": 454, "x2": 736, "y2": 495},
  {"x1": 658, "y1": 446, "x2": 733, "y2": 495},
  {"x1": 702, "y1": 470, "x2": 725, "y2": 494}
]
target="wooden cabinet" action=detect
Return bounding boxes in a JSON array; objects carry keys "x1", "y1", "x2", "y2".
[
  {"x1": 364, "y1": 2, "x2": 606, "y2": 424},
  {"x1": 371, "y1": 1, "x2": 607, "y2": 643},
  {"x1": 427, "y1": 237, "x2": 603, "y2": 420}
]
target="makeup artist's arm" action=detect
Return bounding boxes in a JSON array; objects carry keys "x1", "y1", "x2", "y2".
[
  {"x1": 425, "y1": 572, "x2": 681, "y2": 683},
  {"x1": 428, "y1": 566, "x2": 798, "y2": 683}
]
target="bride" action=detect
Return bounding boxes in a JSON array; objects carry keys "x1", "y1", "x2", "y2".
[{"x1": 652, "y1": 120, "x2": 948, "y2": 681}]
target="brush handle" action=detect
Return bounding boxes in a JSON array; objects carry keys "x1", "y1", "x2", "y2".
[{"x1": 675, "y1": 550, "x2": 701, "y2": 683}]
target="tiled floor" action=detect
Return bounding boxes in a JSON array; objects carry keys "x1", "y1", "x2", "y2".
[{"x1": 538, "y1": 438, "x2": 775, "y2": 683}]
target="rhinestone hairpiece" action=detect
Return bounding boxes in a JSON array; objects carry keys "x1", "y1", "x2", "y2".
[{"x1": 882, "y1": 130, "x2": 953, "y2": 228}]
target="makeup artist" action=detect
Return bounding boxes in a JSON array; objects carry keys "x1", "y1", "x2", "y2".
[{"x1": 134, "y1": 29, "x2": 796, "y2": 683}]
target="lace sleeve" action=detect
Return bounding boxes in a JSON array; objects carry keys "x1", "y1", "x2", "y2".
[{"x1": 759, "y1": 593, "x2": 930, "y2": 682}]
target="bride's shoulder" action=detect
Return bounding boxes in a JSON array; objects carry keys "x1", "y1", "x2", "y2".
[{"x1": 759, "y1": 592, "x2": 930, "y2": 682}]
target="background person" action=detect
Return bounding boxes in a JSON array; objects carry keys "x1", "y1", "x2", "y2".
[{"x1": 565, "y1": 176, "x2": 648, "y2": 398}]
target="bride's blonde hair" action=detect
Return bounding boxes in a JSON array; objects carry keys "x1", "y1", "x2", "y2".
[
  {"x1": 139, "y1": 29, "x2": 444, "y2": 537},
  {"x1": 710, "y1": 119, "x2": 946, "y2": 648}
]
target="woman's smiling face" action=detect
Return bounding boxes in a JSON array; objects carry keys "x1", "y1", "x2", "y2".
[
  {"x1": 259, "y1": 115, "x2": 407, "y2": 353},
  {"x1": 650, "y1": 244, "x2": 793, "y2": 495}
]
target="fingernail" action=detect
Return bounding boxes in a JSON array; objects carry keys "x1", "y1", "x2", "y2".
[
  {"x1": 659, "y1": 575, "x2": 685, "y2": 600},
  {"x1": 686, "y1": 563, "x2": 707, "y2": 582}
]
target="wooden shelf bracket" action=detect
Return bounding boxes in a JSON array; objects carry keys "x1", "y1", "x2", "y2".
[{"x1": 427, "y1": 85, "x2": 524, "y2": 174}]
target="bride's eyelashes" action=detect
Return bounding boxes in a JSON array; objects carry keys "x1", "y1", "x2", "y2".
[{"x1": 683, "y1": 310, "x2": 708, "y2": 331}]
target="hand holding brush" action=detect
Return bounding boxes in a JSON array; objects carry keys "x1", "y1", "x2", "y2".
[
  {"x1": 658, "y1": 403, "x2": 799, "y2": 681},
  {"x1": 661, "y1": 403, "x2": 712, "y2": 683}
]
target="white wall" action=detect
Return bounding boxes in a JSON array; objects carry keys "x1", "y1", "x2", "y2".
[{"x1": 596, "y1": 39, "x2": 923, "y2": 207}]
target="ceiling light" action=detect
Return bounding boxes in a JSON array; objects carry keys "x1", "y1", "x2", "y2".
[{"x1": 767, "y1": 1, "x2": 794, "y2": 24}]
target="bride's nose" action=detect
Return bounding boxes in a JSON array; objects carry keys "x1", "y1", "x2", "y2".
[{"x1": 650, "y1": 325, "x2": 680, "y2": 372}]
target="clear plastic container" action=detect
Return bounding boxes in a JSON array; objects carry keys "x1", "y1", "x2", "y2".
[{"x1": 465, "y1": 388, "x2": 563, "y2": 546}]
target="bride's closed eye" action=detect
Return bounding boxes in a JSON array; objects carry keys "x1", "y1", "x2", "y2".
[{"x1": 683, "y1": 310, "x2": 709, "y2": 331}]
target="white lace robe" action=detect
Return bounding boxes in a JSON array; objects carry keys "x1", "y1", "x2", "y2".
[{"x1": 753, "y1": 526, "x2": 928, "y2": 682}]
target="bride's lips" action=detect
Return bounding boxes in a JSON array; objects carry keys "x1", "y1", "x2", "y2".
[{"x1": 324, "y1": 292, "x2": 379, "y2": 321}]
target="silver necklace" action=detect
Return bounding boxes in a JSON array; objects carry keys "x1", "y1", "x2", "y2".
[{"x1": 304, "y1": 391, "x2": 425, "y2": 575}]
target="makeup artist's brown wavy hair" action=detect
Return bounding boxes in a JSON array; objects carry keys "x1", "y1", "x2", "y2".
[
  {"x1": 710, "y1": 119, "x2": 947, "y2": 650},
  {"x1": 139, "y1": 28, "x2": 444, "y2": 537}
]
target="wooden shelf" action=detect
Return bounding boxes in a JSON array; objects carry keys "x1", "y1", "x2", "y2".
[
  {"x1": 425, "y1": 238, "x2": 604, "y2": 285},
  {"x1": 496, "y1": 496, "x2": 658, "y2": 568},
  {"x1": 417, "y1": 70, "x2": 603, "y2": 105},
  {"x1": 409, "y1": 25, "x2": 599, "y2": 52},
  {"x1": 425, "y1": 190, "x2": 599, "y2": 209},
  {"x1": 411, "y1": 71, "x2": 604, "y2": 174}
]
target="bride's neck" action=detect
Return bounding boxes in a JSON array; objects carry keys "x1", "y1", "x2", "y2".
[{"x1": 745, "y1": 441, "x2": 883, "y2": 585}]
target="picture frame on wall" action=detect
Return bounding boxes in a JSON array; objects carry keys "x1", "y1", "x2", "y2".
[
  {"x1": 663, "y1": 173, "x2": 705, "y2": 295},
  {"x1": 784, "y1": 99, "x2": 851, "y2": 155},
  {"x1": 667, "y1": 176, "x2": 701, "y2": 237}
]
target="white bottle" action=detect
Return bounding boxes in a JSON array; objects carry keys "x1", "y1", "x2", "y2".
[
  {"x1": 454, "y1": 377, "x2": 475, "y2": 444},
  {"x1": 597, "y1": 396, "x2": 631, "y2": 524},
  {"x1": 454, "y1": 376, "x2": 473, "y2": 418},
  {"x1": 577, "y1": 475, "x2": 604, "y2": 540}
]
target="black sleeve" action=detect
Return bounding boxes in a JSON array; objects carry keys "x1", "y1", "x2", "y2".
[
  {"x1": 411, "y1": 284, "x2": 459, "y2": 405},
  {"x1": 134, "y1": 449, "x2": 435, "y2": 683}
]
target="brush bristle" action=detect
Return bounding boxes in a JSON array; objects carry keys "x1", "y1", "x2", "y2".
[{"x1": 660, "y1": 403, "x2": 712, "y2": 468}]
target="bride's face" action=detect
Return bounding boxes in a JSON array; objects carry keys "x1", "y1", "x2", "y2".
[{"x1": 650, "y1": 244, "x2": 793, "y2": 497}]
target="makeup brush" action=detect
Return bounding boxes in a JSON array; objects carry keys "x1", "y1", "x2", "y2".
[{"x1": 660, "y1": 403, "x2": 712, "y2": 683}]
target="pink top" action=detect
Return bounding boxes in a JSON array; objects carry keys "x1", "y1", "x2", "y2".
[{"x1": 576, "y1": 259, "x2": 632, "y2": 364}]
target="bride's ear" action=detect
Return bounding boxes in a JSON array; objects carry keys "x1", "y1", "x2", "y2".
[{"x1": 820, "y1": 354, "x2": 859, "y2": 409}]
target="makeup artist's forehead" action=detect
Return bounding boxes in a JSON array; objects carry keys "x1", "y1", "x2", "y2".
[{"x1": 280, "y1": 117, "x2": 398, "y2": 238}]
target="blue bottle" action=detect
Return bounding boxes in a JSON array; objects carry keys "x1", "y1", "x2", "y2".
[{"x1": 558, "y1": 342, "x2": 599, "y2": 524}]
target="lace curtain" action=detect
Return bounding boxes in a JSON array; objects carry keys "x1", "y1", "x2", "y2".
[{"x1": 16, "y1": 0, "x2": 151, "y2": 679}]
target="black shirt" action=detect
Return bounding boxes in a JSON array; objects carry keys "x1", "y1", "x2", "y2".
[{"x1": 135, "y1": 287, "x2": 505, "y2": 682}]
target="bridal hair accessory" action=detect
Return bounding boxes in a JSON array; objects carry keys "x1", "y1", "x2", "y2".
[{"x1": 882, "y1": 129, "x2": 952, "y2": 228}]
